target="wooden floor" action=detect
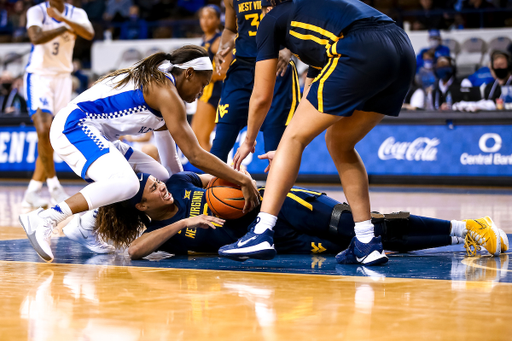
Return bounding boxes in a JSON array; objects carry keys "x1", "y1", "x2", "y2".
[{"x1": 1, "y1": 181, "x2": 511, "y2": 340}]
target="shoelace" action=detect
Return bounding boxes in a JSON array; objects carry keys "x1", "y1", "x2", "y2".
[
  {"x1": 464, "y1": 231, "x2": 486, "y2": 257},
  {"x1": 42, "y1": 219, "x2": 57, "y2": 240}
]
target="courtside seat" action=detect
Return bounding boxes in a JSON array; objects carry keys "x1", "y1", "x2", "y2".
[
  {"x1": 118, "y1": 48, "x2": 143, "y2": 69},
  {"x1": 457, "y1": 37, "x2": 487, "y2": 75},
  {"x1": 443, "y1": 38, "x2": 461, "y2": 59}
]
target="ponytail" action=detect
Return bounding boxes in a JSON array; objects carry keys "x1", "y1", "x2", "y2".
[{"x1": 96, "y1": 45, "x2": 209, "y2": 91}]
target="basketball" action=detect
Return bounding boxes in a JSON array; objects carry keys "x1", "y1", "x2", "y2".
[{"x1": 206, "y1": 177, "x2": 246, "y2": 220}]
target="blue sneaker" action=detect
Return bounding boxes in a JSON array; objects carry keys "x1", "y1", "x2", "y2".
[
  {"x1": 335, "y1": 236, "x2": 388, "y2": 266},
  {"x1": 219, "y1": 218, "x2": 277, "y2": 261}
]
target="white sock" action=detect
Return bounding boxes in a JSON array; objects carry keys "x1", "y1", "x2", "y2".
[
  {"x1": 40, "y1": 201, "x2": 73, "y2": 225},
  {"x1": 253, "y1": 212, "x2": 277, "y2": 234},
  {"x1": 27, "y1": 180, "x2": 43, "y2": 192},
  {"x1": 450, "y1": 220, "x2": 467, "y2": 238},
  {"x1": 80, "y1": 209, "x2": 98, "y2": 231},
  {"x1": 451, "y1": 236, "x2": 464, "y2": 245},
  {"x1": 354, "y1": 220, "x2": 375, "y2": 243},
  {"x1": 47, "y1": 176, "x2": 61, "y2": 190}
]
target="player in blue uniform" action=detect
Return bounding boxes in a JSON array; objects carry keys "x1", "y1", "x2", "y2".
[
  {"x1": 210, "y1": 0, "x2": 301, "y2": 162},
  {"x1": 191, "y1": 5, "x2": 225, "y2": 151},
  {"x1": 226, "y1": 0, "x2": 502, "y2": 265},
  {"x1": 92, "y1": 171, "x2": 508, "y2": 260}
]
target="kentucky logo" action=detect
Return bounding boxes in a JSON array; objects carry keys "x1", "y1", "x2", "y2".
[
  {"x1": 184, "y1": 190, "x2": 191, "y2": 199},
  {"x1": 40, "y1": 97, "x2": 49, "y2": 106},
  {"x1": 217, "y1": 104, "x2": 229, "y2": 119}
]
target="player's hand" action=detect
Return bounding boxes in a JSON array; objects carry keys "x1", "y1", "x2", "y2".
[
  {"x1": 47, "y1": 7, "x2": 64, "y2": 22},
  {"x1": 240, "y1": 175, "x2": 260, "y2": 213},
  {"x1": 186, "y1": 215, "x2": 225, "y2": 230},
  {"x1": 276, "y1": 48, "x2": 292, "y2": 77},
  {"x1": 233, "y1": 140, "x2": 256, "y2": 171},
  {"x1": 258, "y1": 151, "x2": 275, "y2": 173},
  {"x1": 214, "y1": 45, "x2": 231, "y2": 75}
]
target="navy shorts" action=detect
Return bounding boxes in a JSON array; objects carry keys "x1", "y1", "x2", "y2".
[
  {"x1": 199, "y1": 80, "x2": 223, "y2": 108},
  {"x1": 307, "y1": 21, "x2": 416, "y2": 117}
]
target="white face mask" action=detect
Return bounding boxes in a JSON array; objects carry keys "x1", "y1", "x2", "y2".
[
  {"x1": 429, "y1": 39, "x2": 440, "y2": 48},
  {"x1": 423, "y1": 60, "x2": 433, "y2": 70}
]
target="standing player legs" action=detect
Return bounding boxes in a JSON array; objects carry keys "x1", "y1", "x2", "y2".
[
  {"x1": 210, "y1": 121, "x2": 245, "y2": 162},
  {"x1": 191, "y1": 100, "x2": 217, "y2": 151},
  {"x1": 325, "y1": 110, "x2": 384, "y2": 223}
]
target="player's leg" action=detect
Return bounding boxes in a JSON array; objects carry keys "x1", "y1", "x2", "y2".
[
  {"x1": 218, "y1": 99, "x2": 341, "y2": 260},
  {"x1": 191, "y1": 98, "x2": 217, "y2": 151},
  {"x1": 210, "y1": 120, "x2": 245, "y2": 162}
]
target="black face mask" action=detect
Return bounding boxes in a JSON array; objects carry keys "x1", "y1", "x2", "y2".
[
  {"x1": 434, "y1": 67, "x2": 454, "y2": 81},
  {"x1": 493, "y1": 68, "x2": 509, "y2": 80},
  {"x1": 1, "y1": 83, "x2": 11, "y2": 91}
]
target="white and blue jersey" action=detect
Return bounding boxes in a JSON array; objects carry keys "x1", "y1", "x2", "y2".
[{"x1": 50, "y1": 74, "x2": 172, "y2": 179}]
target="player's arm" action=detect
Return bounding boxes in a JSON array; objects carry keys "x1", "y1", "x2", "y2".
[
  {"x1": 145, "y1": 80, "x2": 260, "y2": 212},
  {"x1": 128, "y1": 215, "x2": 225, "y2": 259},
  {"x1": 26, "y1": 7, "x2": 68, "y2": 45},
  {"x1": 213, "y1": 0, "x2": 236, "y2": 75},
  {"x1": 47, "y1": 7, "x2": 94, "y2": 40},
  {"x1": 198, "y1": 174, "x2": 215, "y2": 188},
  {"x1": 210, "y1": 35, "x2": 229, "y2": 81},
  {"x1": 154, "y1": 126, "x2": 183, "y2": 177}
]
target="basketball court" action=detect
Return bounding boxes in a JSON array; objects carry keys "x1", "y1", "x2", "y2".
[{"x1": 1, "y1": 180, "x2": 511, "y2": 340}]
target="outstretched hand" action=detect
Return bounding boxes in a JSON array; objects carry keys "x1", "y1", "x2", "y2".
[
  {"x1": 214, "y1": 45, "x2": 231, "y2": 75},
  {"x1": 233, "y1": 140, "x2": 256, "y2": 171},
  {"x1": 258, "y1": 151, "x2": 275, "y2": 173},
  {"x1": 186, "y1": 215, "x2": 225, "y2": 230},
  {"x1": 276, "y1": 49, "x2": 292, "y2": 77}
]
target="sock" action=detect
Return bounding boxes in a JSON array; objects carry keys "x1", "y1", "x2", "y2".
[
  {"x1": 253, "y1": 212, "x2": 277, "y2": 234},
  {"x1": 80, "y1": 209, "x2": 98, "y2": 231},
  {"x1": 354, "y1": 220, "x2": 375, "y2": 243},
  {"x1": 451, "y1": 236, "x2": 464, "y2": 245},
  {"x1": 450, "y1": 220, "x2": 467, "y2": 238},
  {"x1": 40, "y1": 201, "x2": 73, "y2": 225},
  {"x1": 47, "y1": 176, "x2": 61, "y2": 191},
  {"x1": 27, "y1": 180, "x2": 43, "y2": 192}
]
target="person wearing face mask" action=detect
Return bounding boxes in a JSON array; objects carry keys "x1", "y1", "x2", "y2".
[
  {"x1": 431, "y1": 56, "x2": 460, "y2": 110},
  {"x1": 484, "y1": 51, "x2": 512, "y2": 102},
  {"x1": 119, "y1": 5, "x2": 148, "y2": 40},
  {"x1": 415, "y1": 29, "x2": 450, "y2": 73}
]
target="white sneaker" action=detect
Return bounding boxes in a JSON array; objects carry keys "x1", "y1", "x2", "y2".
[
  {"x1": 21, "y1": 189, "x2": 49, "y2": 209},
  {"x1": 62, "y1": 215, "x2": 115, "y2": 254},
  {"x1": 19, "y1": 208, "x2": 56, "y2": 262},
  {"x1": 50, "y1": 185, "x2": 69, "y2": 205}
]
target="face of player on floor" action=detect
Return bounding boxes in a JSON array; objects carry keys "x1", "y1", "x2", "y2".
[
  {"x1": 175, "y1": 68, "x2": 212, "y2": 103},
  {"x1": 135, "y1": 176, "x2": 174, "y2": 212}
]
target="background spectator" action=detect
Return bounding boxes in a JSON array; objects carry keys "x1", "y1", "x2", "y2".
[
  {"x1": 484, "y1": 50, "x2": 512, "y2": 101},
  {"x1": 431, "y1": 56, "x2": 461, "y2": 110},
  {"x1": 462, "y1": 0, "x2": 501, "y2": 28},
  {"x1": 0, "y1": 72, "x2": 26, "y2": 115},
  {"x1": 120, "y1": 5, "x2": 148, "y2": 40},
  {"x1": 412, "y1": 0, "x2": 447, "y2": 30},
  {"x1": 416, "y1": 29, "x2": 450, "y2": 72}
]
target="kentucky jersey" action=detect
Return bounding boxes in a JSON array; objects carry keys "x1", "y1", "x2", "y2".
[
  {"x1": 234, "y1": 0, "x2": 263, "y2": 58},
  {"x1": 25, "y1": 2, "x2": 91, "y2": 76}
]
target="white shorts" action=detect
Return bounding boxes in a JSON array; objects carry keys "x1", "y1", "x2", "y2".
[
  {"x1": 24, "y1": 72, "x2": 72, "y2": 116},
  {"x1": 50, "y1": 106, "x2": 168, "y2": 181}
]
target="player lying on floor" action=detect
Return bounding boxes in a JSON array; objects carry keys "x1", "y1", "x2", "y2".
[{"x1": 63, "y1": 171, "x2": 508, "y2": 262}]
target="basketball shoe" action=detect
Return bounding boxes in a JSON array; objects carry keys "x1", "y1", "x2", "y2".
[
  {"x1": 463, "y1": 216, "x2": 501, "y2": 257},
  {"x1": 498, "y1": 228, "x2": 509, "y2": 253},
  {"x1": 19, "y1": 207, "x2": 56, "y2": 262},
  {"x1": 218, "y1": 218, "x2": 276, "y2": 261},
  {"x1": 62, "y1": 215, "x2": 115, "y2": 254},
  {"x1": 21, "y1": 189, "x2": 49, "y2": 209},
  {"x1": 335, "y1": 236, "x2": 388, "y2": 266}
]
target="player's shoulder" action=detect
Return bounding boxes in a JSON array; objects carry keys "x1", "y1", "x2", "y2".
[
  {"x1": 27, "y1": 3, "x2": 45, "y2": 14},
  {"x1": 68, "y1": 5, "x2": 88, "y2": 18}
]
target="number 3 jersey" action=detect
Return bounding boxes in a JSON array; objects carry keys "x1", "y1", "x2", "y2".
[
  {"x1": 25, "y1": 2, "x2": 91, "y2": 76},
  {"x1": 234, "y1": 0, "x2": 263, "y2": 59}
]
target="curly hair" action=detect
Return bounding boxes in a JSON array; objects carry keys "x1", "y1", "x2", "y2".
[{"x1": 95, "y1": 200, "x2": 150, "y2": 249}]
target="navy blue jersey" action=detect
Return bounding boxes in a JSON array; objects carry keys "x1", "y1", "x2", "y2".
[
  {"x1": 256, "y1": 0, "x2": 392, "y2": 67},
  {"x1": 144, "y1": 172, "x2": 256, "y2": 254},
  {"x1": 234, "y1": 0, "x2": 263, "y2": 58},
  {"x1": 201, "y1": 31, "x2": 222, "y2": 61}
]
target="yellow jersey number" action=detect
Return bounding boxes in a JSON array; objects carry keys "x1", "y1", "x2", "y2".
[{"x1": 245, "y1": 13, "x2": 263, "y2": 37}]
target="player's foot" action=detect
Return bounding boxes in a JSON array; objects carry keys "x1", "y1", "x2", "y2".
[
  {"x1": 49, "y1": 185, "x2": 69, "y2": 205},
  {"x1": 498, "y1": 228, "x2": 509, "y2": 253},
  {"x1": 19, "y1": 208, "x2": 56, "y2": 262},
  {"x1": 335, "y1": 236, "x2": 388, "y2": 266},
  {"x1": 218, "y1": 218, "x2": 276, "y2": 261},
  {"x1": 463, "y1": 216, "x2": 501, "y2": 257},
  {"x1": 62, "y1": 215, "x2": 115, "y2": 254},
  {"x1": 21, "y1": 189, "x2": 49, "y2": 209}
]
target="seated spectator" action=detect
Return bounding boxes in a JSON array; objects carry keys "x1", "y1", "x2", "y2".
[
  {"x1": 464, "y1": 66, "x2": 494, "y2": 87},
  {"x1": 9, "y1": 0, "x2": 26, "y2": 42},
  {"x1": 462, "y1": 0, "x2": 501, "y2": 28},
  {"x1": 120, "y1": 5, "x2": 148, "y2": 40},
  {"x1": 72, "y1": 59, "x2": 89, "y2": 95},
  {"x1": 484, "y1": 50, "x2": 512, "y2": 101},
  {"x1": 431, "y1": 56, "x2": 461, "y2": 110},
  {"x1": 413, "y1": 0, "x2": 447, "y2": 30},
  {"x1": 417, "y1": 49, "x2": 436, "y2": 89},
  {"x1": 416, "y1": 30, "x2": 450, "y2": 72},
  {"x1": 1, "y1": 74, "x2": 27, "y2": 115},
  {"x1": 104, "y1": 0, "x2": 133, "y2": 39},
  {"x1": 403, "y1": 76, "x2": 426, "y2": 111}
]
